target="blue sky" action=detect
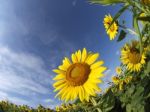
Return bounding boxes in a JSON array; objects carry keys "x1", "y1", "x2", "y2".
[{"x1": 0, "y1": 0, "x2": 133, "y2": 109}]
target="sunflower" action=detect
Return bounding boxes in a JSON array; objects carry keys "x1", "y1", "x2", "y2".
[
  {"x1": 115, "y1": 67, "x2": 122, "y2": 75},
  {"x1": 103, "y1": 14, "x2": 118, "y2": 40},
  {"x1": 124, "y1": 76, "x2": 133, "y2": 84},
  {"x1": 121, "y1": 41, "x2": 146, "y2": 72},
  {"x1": 112, "y1": 76, "x2": 123, "y2": 90},
  {"x1": 55, "y1": 106, "x2": 61, "y2": 112},
  {"x1": 118, "y1": 80, "x2": 124, "y2": 91},
  {"x1": 53, "y1": 48, "x2": 106, "y2": 102},
  {"x1": 112, "y1": 75, "x2": 133, "y2": 90},
  {"x1": 112, "y1": 76, "x2": 120, "y2": 85}
]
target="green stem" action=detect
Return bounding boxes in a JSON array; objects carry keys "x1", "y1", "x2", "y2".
[
  {"x1": 90, "y1": 97, "x2": 97, "y2": 106},
  {"x1": 135, "y1": 17, "x2": 143, "y2": 54},
  {"x1": 132, "y1": 5, "x2": 143, "y2": 54},
  {"x1": 126, "y1": 0, "x2": 147, "y2": 14},
  {"x1": 90, "y1": 97, "x2": 102, "y2": 112}
]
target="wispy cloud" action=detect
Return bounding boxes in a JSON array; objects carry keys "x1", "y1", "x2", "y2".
[
  {"x1": 0, "y1": 88, "x2": 29, "y2": 105},
  {"x1": 0, "y1": 45, "x2": 56, "y2": 107}
]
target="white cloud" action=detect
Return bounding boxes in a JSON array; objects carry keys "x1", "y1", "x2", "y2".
[
  {"x1": 104, "y1": 69, "x2": 111, "y2": 76},
  {"x1": 116, "y1": 50, "x2": 120, "y2": 55},
  {"x1": 0, "y1": 45, "x2": 55, "y2": 107},
  {"x1": 0, "y1": 1, "x2": 59, "y2": 47},
  {"x1": 43, "y1": 99, "x2": 53, "y2": 103},
  {"x1": 0, "y1": 1, "x2": 75, "y2": 108},
  {"x1": 8, "y1": 97, "x2": 29, "y2": 105},
  {"x1": 0, "y1": 91, "x2": 28, "y2": 105},
  {"x1": 0, "y1": 1, "x2": 28, "y2": 40},
  {"x1": 100, "y1": 69, "x2": 116, "y2": 92},
  {"x1": 72, "y1": 0, "x2": 77, "y2": 6}
]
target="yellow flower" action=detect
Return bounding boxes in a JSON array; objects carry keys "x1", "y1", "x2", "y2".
[
  {"x1": 112, "y1": 76, "x2": 120, "y2": 85},
  {"x1": 139, "y1": 13, "x2": 148, "y2": 25},
  {"x1": 142, "y1": 36, "x2": 147, "y2": 42},
  {"x1": 103, "y1": 14, "x2": 118, "y2": 40},
  {"x1": 53, "y1": 48, "x2": 107, "y2": 102},
  {"x1": 119, "y1": 80, "x2": 124, "y2": 91},
  {"x1": 61, "y1": 104, "x2": 67, "y2": 111},
  {"x1": 121, "y1": 41, "x2": 146, "y2": 72},
  {"x1": 112, "y1": 76, "x2": 124, "y2": 90},
  {"x1": 144, "y1": 45, "x2": 150, "y2": 52},
  {"x1": 55, "y1": 106, "x2": 61, "y2": 112},
  {"x1": 72, "y1": 104, "x2": 77, "y2": 109},
  {"x1": 115, "y1": 67, "x2": 122, "y2": 75},
  {"x1": 124, "y1": 76, "x2": 133, "y2": 84}
]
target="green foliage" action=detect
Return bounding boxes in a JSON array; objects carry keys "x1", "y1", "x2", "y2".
[
  {"x1": 117, "y1": 30, "x2": 127, "y2": 42},
  {"x1": 89, "y1": 0, "x2": 124, "y2": 5},
  {"x1": 69, "y1": 75, "x2": 150, "y2": 112},
  {"x1": 0, "y1": 101, "x2": 54, "y2": 112}
]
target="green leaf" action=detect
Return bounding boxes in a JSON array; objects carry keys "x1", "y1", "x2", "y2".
[
  {"x1": 117, "y1": 30, "x2": 127, "y2": 42},
  {"x1": 133, "y1": 13, "x2": 143, "y2": 53},
  {"x1": 89, "y1": 0, "x2": 124, "y2": 5},
  {"x1": 146, "y1": 92, "x2": 150, "y2": 99},
  {"x1": 146, "y1": 61, "x2": 150, "y2": 74},
  {"x1": 126, "y1": 104, "x2": 132, "y2": 112},
  {"x1": 127, "y1": 85, "x2": 135, "y2": 95}
]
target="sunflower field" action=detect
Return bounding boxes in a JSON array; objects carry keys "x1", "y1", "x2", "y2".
[
  {"x1": 53, "y1": 0, "x2": 150, "y2": 111},
  {"x1": 0, "y1": 0, "x2": 150, "y2": 112}
]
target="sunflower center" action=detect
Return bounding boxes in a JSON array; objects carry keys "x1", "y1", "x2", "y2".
[
  {"x1": 66, "y1": 63, "x2": 91, "y2": 86},
  {"x1": 128, "y1": 51, "x2": 141, "y2": 64}
]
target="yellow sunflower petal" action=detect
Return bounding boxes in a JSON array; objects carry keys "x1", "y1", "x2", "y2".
[
  {"x1": 86, "y1": 53, "x2": 99, "y2": 65},
  {"x1": 81, "y1": 48, "x2": 87, "y2": 62},
  {"x1": 53, "y1": 80, "x2": 66, "y2": 88},
  {"x1": 62, "y1": 57, "x2": 71, "y2": 68},
  {"x1": 53, "y1": 74, "x2": 65, "y2": 80},
  {"x1": 71, "y1": 53, "x2": 78, "y2": 63},
  {"x1": 78, "y1": 86, "x2": 85, "y2": 101},
  {"x1": 91, "y1": 67, "x2": 107, "y2": 75},
  {"x1": 91, "y1": 61, "x2": 104, "y2": 69},
  {"x1": 54, "y1": 83, "x2": 67, "y2": 92},
  {"x1": 55, "y1": 85, "x2": 68, "y2": 98},
  {"x1": 53, "y1": 69, "x2": 66, "y2": 74},
  {"x1": 76, "y1": 50, "x2": 81, "y2": 62}
]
